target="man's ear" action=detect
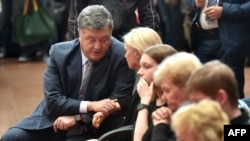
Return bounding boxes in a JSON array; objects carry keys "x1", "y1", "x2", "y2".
[{"x1": 216, "y1": 89, "x2": 228, "y2": 106}]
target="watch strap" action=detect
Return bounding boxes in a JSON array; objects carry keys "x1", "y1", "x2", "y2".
[{"x1": 137, "y1": 103, "x2": 149, "y2": 111}]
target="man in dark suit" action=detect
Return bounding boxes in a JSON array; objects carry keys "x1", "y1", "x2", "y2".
[
  {"x1": 187, "y1": 0, "x2": 250, "y2": 99},
  {"x1": 0, "y1": 5, "x2": 135, "y2": 141}
]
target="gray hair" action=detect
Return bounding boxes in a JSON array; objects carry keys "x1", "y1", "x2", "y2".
[{"x1": 77, "y1": 5, "x2": 114, "y2": 31}]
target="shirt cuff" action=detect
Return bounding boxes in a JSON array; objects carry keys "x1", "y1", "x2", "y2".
[{"x1": 80, "y1": 101, "x2": 89, "y2": 113}]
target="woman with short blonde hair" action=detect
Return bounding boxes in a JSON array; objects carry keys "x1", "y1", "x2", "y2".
[
  {"x1": 123, "y1": 27, "x2": 162, "y2": 70},
  {"x1": 171, "y1": 99, "x2": 229, "y2": 141}
]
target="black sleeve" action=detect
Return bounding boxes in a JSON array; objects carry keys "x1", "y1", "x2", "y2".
[
  {"x1": 151, "y1": 123, "x2": 176, "y2": 141},
  {"x1": 137, "y1": 0, "x2": 160, "y2": 31},
  {"x1": 67, "y1": 0, "x2": 88, "y2": 40}
]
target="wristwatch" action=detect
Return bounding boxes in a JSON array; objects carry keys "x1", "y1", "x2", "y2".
[
  {"x1": 75, "y1": 114, "x2": 81, "y2": 122},
  {"x1": 137, "y1": 103, "x2": 149, "y2": 111}
]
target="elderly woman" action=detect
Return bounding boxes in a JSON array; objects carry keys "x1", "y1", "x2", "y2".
[{"x1": 150, "y1": 52, "x2": 202, "y2": 140}]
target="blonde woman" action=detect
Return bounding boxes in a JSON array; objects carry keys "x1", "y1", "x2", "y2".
[
  {"x1": 171, "y1": 99, "x2": 229, "y2": 141},
  {"x1": 123, "y1": 27, "x2": 163, "y2": 70}
]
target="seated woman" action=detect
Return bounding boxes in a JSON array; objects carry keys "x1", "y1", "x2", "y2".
[
  {"x1": 171, "y1": 99, "x2": 229, "y2": 141},
  {"x1": 150, "y1": 52, "x2": 203, "y2": 140},
  {"x1": 133, "y1": 44, "x2": 177, "y2": 141}
]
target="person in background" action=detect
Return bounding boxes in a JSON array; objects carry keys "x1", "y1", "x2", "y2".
[
  {"x1": 0, "y1": 0, "x2": 12, "y2": 58},
  {"x1": 67, "y1": 0, "x2": 160, "y2": 41},
  {"x1": 154, "y1": 0, "x2": 194, "y2": 52},
  {"x1": 13, "y1": 0, "x2": 54, "y2": 62},
  {"x1": 0, "y1": 5, "x2": 135, "y2": 141},
  {"x1": 186, "y1": 0, "x2": 250, "y2": 99},
  {"x1": 187, "y1": 60, "x2": 250, "y2": 125},
  {"x1": 133, "y1": 44, "x2": 177, "y2": 141},
  {"x1": 242, "y1": 96, "x2": 250, "y2": 108},
  {"x1": 154, "y1": 0, "x2": 174, "y2": 45},
  {"x1": 171, "y1": 99, "x2": 229, "y2": 141},
  {"x1": 150, "y1": 52, "x2": 202, "y2": 141}
]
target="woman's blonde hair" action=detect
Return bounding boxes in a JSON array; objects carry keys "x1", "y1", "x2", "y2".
[
  {"x1": 171, "y1": 99, "x2": 229, "y2": 141},
  {"x1": 123, "y1": 27, "x2": 162, "y2": 54},
  {"x1": 154, "y1": 52, "x2": 202, "y2": 88}
]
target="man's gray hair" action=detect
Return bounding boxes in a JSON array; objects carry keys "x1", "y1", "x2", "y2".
[{"x1": 77, "y1": 5, "x2": 113, "y2": 31}]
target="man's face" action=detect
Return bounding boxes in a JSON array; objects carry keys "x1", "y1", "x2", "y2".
[{"x1": 79, "y1": 27, "x2": 111, "y2": 61}]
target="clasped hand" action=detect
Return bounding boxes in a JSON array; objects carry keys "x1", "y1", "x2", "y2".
[
  {"x1": 53, "y1": 99, "x2": 118, "y2": 132},
  {"x1": 53, "y1": 115, "x2": 76, "y2": 132},
  {"x1": 92, "y1": 99, "x2": 121, "y2": 128},
  {"x1": 152, "y1": 106, "x2": 172, "y2": 126}
]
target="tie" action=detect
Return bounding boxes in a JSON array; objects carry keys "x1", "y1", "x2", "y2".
[
  {"x1": 78, "y1": 60, "x2": 93, "y2": 99},
  {"x1": 67, "y1": 61, "x2": 93, "y2": 137},
  {"x1": 205, "y1": 0, "x2": 217, "y2": 24}
]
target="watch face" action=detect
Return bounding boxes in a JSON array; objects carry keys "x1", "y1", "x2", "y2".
[{"x1": 75, "y1": 114, "x2": 81, "y2": 121}]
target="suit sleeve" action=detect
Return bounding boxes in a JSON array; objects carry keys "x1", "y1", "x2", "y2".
[
  {"x1": 221, "y1": 1, "x2": 250, "y2": 21},
  {"x1": 43, "y1": 44, "x2": 80, "y2": 116}
]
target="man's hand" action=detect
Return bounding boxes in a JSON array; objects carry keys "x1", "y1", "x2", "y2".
[
  {"x1": 152, "y1": 107, "x2": 172, "y2": 126},
  {"x1": 88, "y1": 99, "x2": 118, "y2": 117},
  {"x1": 53, "y1": 116, "x2": 77, "y2": 132},
  {"x1": 204, "y1": 6, "x2": 222, "y2": 20}
]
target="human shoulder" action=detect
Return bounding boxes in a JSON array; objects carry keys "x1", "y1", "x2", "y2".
[
  {"x1": 230, "y1": 107, "x2": 250, "y2": 125},
  {"x1": 52, "y1": 39, "x2": 79, "y2": 50},
  {"x1": 49, "y1": 39, "x2": 80, "y2": 61},
  {"x1": 109, "y1": 37, "x2": 125, "y2": 55}
]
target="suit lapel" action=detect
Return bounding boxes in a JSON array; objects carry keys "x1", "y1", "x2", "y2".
[{"x1": 66, "y1": 46, "x2": 83, "y2": 99}]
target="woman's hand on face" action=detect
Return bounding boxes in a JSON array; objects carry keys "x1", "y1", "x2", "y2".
[{"x1": 137, "y1": 78, "x2": 153, "y2": 104}]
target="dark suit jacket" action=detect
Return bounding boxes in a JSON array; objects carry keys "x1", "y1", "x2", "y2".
[
  {"x1": 188, "y1": 0, "x2": 250, "y2": 58},
  {"x1": 13, "y1": 37, "x2": 135, "y2": 135}
]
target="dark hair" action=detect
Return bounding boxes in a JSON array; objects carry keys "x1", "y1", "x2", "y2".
[{"x1": 144, "y1": 44, "x2": 177, "y2": 64}]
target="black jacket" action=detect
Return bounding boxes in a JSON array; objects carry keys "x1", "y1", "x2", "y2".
[{"x1": 68, "y1": 0, "x2": 160, "y2": 40}]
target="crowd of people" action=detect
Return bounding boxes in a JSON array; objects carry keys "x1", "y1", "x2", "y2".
[{"x1": 1, "y1": 0, "x2": 250, "y2": 141}]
